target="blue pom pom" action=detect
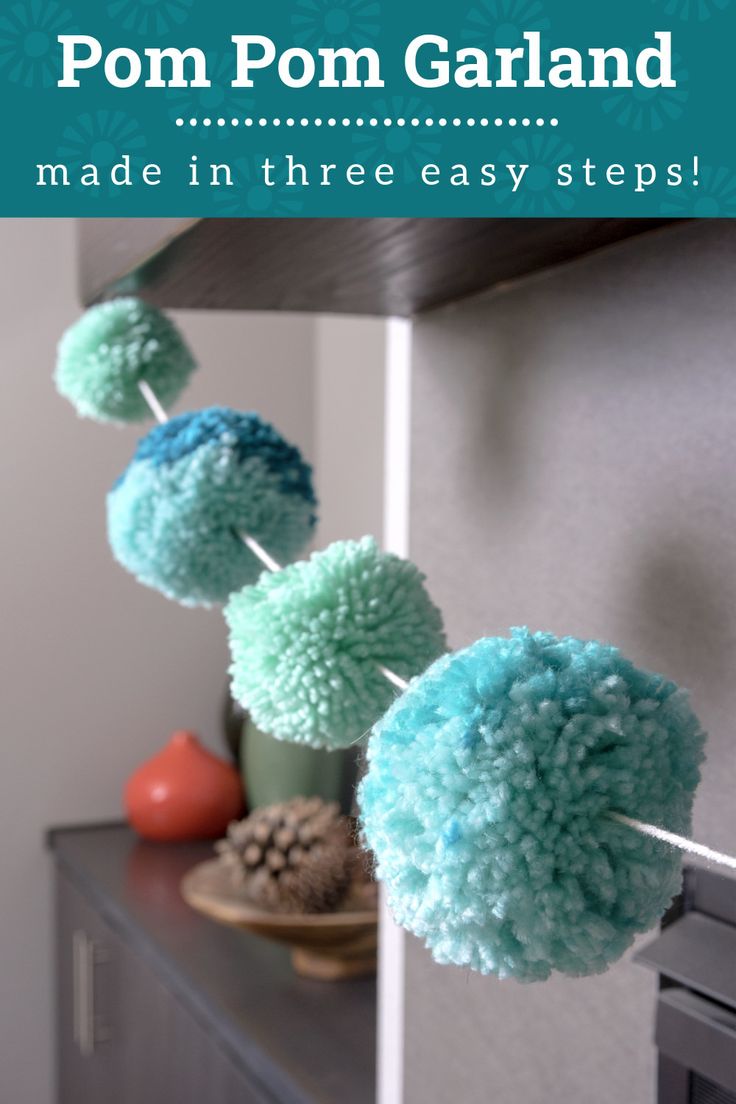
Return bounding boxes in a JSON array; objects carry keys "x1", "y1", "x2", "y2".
[
  {"x1": 56, "y1": 298, "x2": 196, "y2": 423},
  {"x1": 359, "y1": 628, "x2": 706, "y2": 981},
  {"x1": 108, "y1": 407, "x2": 317, "y2": 606}
]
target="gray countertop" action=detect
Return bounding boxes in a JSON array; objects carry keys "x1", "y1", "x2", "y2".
[{"x1": 49, "y1": 823, "x2": 376, "y2": 1104}]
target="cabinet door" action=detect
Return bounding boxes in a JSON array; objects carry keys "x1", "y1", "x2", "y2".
[
  {"x1": 113, "y1": 929, "x2": 272, "y2": 1104},
  {"x1": 56, "y1": 874, "x2": 119, "y2": 1104},
  {"x1": 56, "y1": 872, "x2": 271, "y2": 1104}
]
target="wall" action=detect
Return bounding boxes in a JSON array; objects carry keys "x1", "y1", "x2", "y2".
[
  {"x1": 0, "y1": 219, "x2": 317, "y2": 1104},
  {"x1": 314, "y1": 316, "x2": 387, "y2": 548},
  {"x1": 403, "y1": 221, "x2": 736, "y2": 1104}
]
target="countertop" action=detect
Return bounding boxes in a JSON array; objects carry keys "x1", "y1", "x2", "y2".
[{"x1": 49, "y1": 823, "x2": 376, "y2": 1104}]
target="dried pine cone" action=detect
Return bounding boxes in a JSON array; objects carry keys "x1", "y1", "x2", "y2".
[{"x1": 215, "y1": 797, "x2": 354, "y2": 914}]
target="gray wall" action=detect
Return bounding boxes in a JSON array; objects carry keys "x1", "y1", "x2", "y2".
[
  {"x1": 315, "y1": 316, "x2": 386, "y2": 547},
  {"x1": 0, "y1": 220, "x2": 317, "y2": 1104},
  {"x1": 405, "y1": 221, "x2": 736, "y2": 1104}
]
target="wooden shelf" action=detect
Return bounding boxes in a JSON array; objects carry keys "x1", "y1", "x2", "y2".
[{"x1": 78, "y1": 217, "x2": 675, "y2": 317}]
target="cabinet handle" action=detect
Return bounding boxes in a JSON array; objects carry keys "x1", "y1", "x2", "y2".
[{"x1": 72, "y1": 930, "x2": 103, "y2": 1057}]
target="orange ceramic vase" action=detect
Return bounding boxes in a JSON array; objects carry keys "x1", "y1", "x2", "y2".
[{"x1": 125, "y1": 731, "x2": 244, "y2": 842}]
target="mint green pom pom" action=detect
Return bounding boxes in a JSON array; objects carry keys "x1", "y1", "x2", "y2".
[
  {"x1": 225, "y1": 537, "x2": 446, "y2": 750},
  {"x1": 56, "y1": 298, "x2": 196, "y2": 423},
  {"x1": 359, "y1": 629, "x2": 706, "y2": 981}
]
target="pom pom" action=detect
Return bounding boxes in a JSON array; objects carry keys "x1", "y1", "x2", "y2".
[
  {"x1": 108, "y1": 407, "x2": 317, "y2": 606},
  {"x1": 56, "y1": 298, "x2": 196, "y2": 423},
  {"x1": 359, "y1": 628, "x2": 706, "y2": 982},
  {"x1": 225, "y1": 537, "x2": 446, "y2": 750}
]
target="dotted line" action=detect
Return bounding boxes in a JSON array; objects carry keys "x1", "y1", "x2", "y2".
[{"x1": 175, "y1": 116, "x2": 558, "y2": 129}]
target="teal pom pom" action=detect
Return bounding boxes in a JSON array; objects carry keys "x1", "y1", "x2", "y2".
[
  {"x1": 108, "y1": 407, "x2": 317, "y2": 606},
  {"x1": 56, "y1": 298, "x2": 196, "y2": 423},
  {"x1": 225, "y1": 537, "x2": 446, "y2": 750},
  {"x1": 359, "y1": 628, "x2": 706, "y2": 981}
]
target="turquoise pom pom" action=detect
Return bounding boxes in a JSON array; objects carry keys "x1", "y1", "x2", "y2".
[
  {"x1": 225, "y1": 537, "x2": 446, "y2": 750},
  {"x1": 56, "y1": 298, "x2": 196, "y2": 423},
  {"x1": 359, "y1": 628, "x2": 706, "y2": 981},
  {"x1": 108, "y1": 407, "x2": 317, "y2": 606}
]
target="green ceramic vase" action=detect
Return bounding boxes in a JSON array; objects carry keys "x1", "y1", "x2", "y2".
[
  {"x1": 241, "y1": 716, "x2": 359, "y2": 814},
  {"x1": 222, "y1": 686, "x2": 359, "y2": 813}
]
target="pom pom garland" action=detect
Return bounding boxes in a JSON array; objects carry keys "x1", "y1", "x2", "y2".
[
  {"x1": 225, "y1": 536, "x2": 447, "y2": 750},
  {"x1": 53, "y1": 309, "x2": 728, "y2": 982},
  {"x1": 359, "y1": 628, "x2": 706, "y2": 981},
  {"x1": 108, "y1": 407, "x2": 317, "y2": 606},
  {"x1": 56, "y1": 298, "x2": 196, "y2": 423}
]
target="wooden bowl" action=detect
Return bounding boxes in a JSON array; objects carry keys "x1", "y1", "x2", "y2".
[{"x1": 181, "y1": 859, "x2": 378, "y2": 981}]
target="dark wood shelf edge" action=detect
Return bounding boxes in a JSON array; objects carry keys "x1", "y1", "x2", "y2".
[
  {"x1": 78, "y1": 217, "x2": 679, "y2": 318},
  {"x1": 46, "y1": 818, "x2": 127, "y2": 849}
]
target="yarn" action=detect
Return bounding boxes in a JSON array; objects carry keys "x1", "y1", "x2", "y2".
[
  {"x1": 359, "y1": 628, "x2": 706, "y2": 982},
  {"x1": 225, "y1": 536, "x2": 446, "y2": 750},
  {"x1": 56, "y1": 298, "x2": 196, "y2": 423},
  {"x1": 108, "y1": 407, "x2": 317, "y2": 606}
]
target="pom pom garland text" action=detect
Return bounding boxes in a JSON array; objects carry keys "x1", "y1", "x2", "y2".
[{"x1": 57, "y1": 32, "x2": 676, "y2": 92}]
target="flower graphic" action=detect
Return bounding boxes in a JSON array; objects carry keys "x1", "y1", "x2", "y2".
[
  {"x1": 291, "y1": 0, "x2": 380, "y2": 49},
  {"x1": 602, "y1": 50, "x2": 689, "y2": 132},
  {"x1": 661, "y1": 165, "x2": 736, "y2": 217},
  {"x1": 107, "y1": 0, "x2": 193, "y2": 36},
  {"x1": 211, "y1": 156, "x2": 304, "y2": 216},
  {"x1": 494, "y1": 133, "x2": 579, "y2": 215},
  {"x1": 56, "y1": 110, "x2": 147, "y2": 199},
  {"x1": 167, "y1": 53, "x2": 254, "y2": 140},
  {"x1": 462, "y1": 0, "x2": 551, "y2": 52},
  {"x1": 0, "y1": 0, "x2": 74, "y2": 88},
  {"x1": 650, "y1": 0, "x2": 730, "y2": 20},
  {"x1": 352, "y1": 98, "x2": 442, "y2": 184}
]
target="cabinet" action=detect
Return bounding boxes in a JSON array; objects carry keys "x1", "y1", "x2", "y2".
[
  {"x1": 57, "y1": 875, "x2": 267, "y2": 1104},
  {"x1": 51, "y1": 825, "x2": 375, "y2": 1104}
]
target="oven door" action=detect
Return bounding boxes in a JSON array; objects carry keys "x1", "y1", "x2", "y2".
[
  {"x1": 636, "y1": 866, "x2": 736, "y2": 1104},
  {"x1": 656, "y1": 988, "x2": 736, "y2": 1103}
]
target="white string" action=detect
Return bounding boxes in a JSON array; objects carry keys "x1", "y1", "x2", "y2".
[
  {"x1": 137, "y1": 380, "x2": 169, "y2": 425},
  {"x1": 239, "y1": 533, "x2": 283, "y2": 574},
  {"x1": 379, "y1": 666, "x2": 409, "y2": 691},
  {"x1": 136, "y1": 379, "x2": 736, "y2": 873},
  {"x1": 608, "y1": 813, "x2": 736, "y2": 871}
]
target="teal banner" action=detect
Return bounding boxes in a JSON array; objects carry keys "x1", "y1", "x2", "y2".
[{"x1": 2, "y1": 0, "x2": 733, "y2": 215}]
